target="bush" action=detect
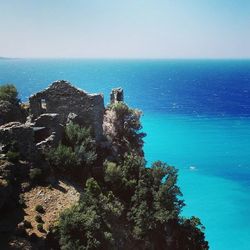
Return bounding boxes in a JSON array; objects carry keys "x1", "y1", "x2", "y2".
[
  {"x1": 46, "y1": 123, "x2": 97, "y2": 177},
  {"x1": 35, "y1": 215, "x2": 43, "y2": 223},
  {"x1": 6, "y1": 151, "x2": 20, "y2": 163},
  {"x1": 64, "y1": 122, "x2": 97, "y2": 168},
  {"x1": 29, "y1": 168, "x2": 43, "y2": 182},
  {"x1": 23, "y1": 220, "x2": 32, "y2": 228},
  {"x1": 46, "y1": 144, "x2": 77, "y2": 173},
  {"x1": 0, "y1": 84, "x2": 19, "y2": 105},
  {"x1": 108, "y1": 102, "x2": 146, "y2": 157},
  {"x1": 37, "y1": 223, "x2": 44, "y2": 232},
  {"x1": 35, "y1": 204, "x2": 45, "y2": 214},
  {"x1": 57, "y1": 178, "x2": 123, "y2": 250}
]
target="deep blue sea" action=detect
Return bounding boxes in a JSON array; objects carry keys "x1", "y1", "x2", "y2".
[{"x1": 1, "y1": 59, "x2": 250, "y2": 250}]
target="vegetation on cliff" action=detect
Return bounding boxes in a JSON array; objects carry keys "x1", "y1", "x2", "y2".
[
  {"x1": 0, "y1": 83, "x2": 208, "y2": 249},
  {"x1": 52, "y1": 103, "x2": 208, "y2": 250},
  {"x1": 0, "y1": 84, "x2": 26, "y2": 125}
]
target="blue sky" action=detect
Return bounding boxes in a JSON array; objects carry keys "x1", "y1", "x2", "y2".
[{"x1": 0, "y1": 0, "x2": 249, "y2": 58}]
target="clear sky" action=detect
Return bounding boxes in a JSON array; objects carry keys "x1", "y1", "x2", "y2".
[{"x1": 0, "y1": 0, "x2": 249, "y2": 58}]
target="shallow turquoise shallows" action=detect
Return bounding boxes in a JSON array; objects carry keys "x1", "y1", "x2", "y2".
[
  {"x1": 142, "y1": 113, "x2": 250, "y2": 250},
  {"x1": 1, "y1": 59, "x2": 250, "y2": 249}
]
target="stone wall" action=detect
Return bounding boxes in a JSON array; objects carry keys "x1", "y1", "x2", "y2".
[
  {"x1": 29, "y1": 80, "x2": 104, "y2": 141},
  {"x1": 110, "y1": 88, "x2": 124, "y2": 104}
]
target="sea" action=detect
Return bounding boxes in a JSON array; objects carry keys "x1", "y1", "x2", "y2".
[{"x1": 1, "y1": 59, "x2": 250, "y2": 250}]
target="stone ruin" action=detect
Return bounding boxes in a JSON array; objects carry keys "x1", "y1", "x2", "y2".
[
  {"x1": 29, "y1": 80, "x2": 104, "y2": 141},
  {"x1": 110, "y1": 87, "x2": 124, "y2": 104},
  {"x1": 0, "y1": 80, "x2": 124, "y2": 160}
]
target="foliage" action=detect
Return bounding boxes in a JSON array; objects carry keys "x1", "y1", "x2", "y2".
[
  {"x1": 173, "y1": 216, "x2": 208, "y2": 250},
  {"x1": 29, "y1": 168, "x2": 43, "y2": 182},
  {"x1": 35, "y1": 215, "x2": 43, "y2": 223},
  {"x1": 46, "y1": 144, "x2": 77, "y2": 173},
  {"x1": 51, "y1": 104, "x2": 208, "y2": 249},
  {"x1": 46, "y1": 123, "x2": 97, "y2": 176},
  {"x1": 6, "y1": 151, "x2": 20, "y2": 163},
  {"x1": 64, "y1": 122, "x2": 97, "y2": 167},
  {"x1": 128, "y1": 162, "x2": 184, "y2": 245},
  {"x1": 37, "y1": 223, "x2": 44, "y2": 232},
  {"x1": 57, "y1": 157, "x2": 208, "y2": 249},
  {"x1": 0, "y1": 84, "x2": 19, "y2": 105},
  {"x1": 57, "y1": 178, "x2": 124, "y2": 250},
  {"x1": 23, "y1": 220, "x2": 32, "y2": 228},
  {"x1": 104, "y1": 153, "x2": 145, "y2": 202},
  {"x1": 5, "y1": 140, "x2": 20, "y2": 162},
  {"x1": 108, "y1": 102, "x2": 146, "y2": 157},
  {"x1": 35, "y1": 204, "x2": 45, "y2": 214}
]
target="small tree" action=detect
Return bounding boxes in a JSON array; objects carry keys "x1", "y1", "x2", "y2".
[
  {"x1": 46, "y1": 123, "x2": 97, "y2": 178},
  {"x1": 57, "y1": 178, "x2": 124, "y2": 250},
  {"x1": 107, "y1": 102, "x2": 146, "y2": 157},
  {"x1": 64, "y1": 122, "x2": 97, "y2": 168},
  {"x1": 0, "y1": 84, "x2": 19, "y2": 105},
  {"x1": 46, "y1": 143, "x2": 77, "y2": 173}
]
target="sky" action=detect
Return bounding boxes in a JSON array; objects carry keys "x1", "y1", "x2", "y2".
[{"x1": 0, "y1": 0, "x2": 250, "y2": 58}]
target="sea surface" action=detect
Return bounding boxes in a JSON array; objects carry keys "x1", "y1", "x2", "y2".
[{"x1": 1, "y1": 59, "x2": 250, "y2": 250}]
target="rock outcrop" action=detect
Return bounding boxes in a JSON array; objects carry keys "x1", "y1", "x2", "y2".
[{"x1": 0, "y1": 122, "x2": 37, "y2": 160}]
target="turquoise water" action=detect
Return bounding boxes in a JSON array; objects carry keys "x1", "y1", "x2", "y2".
[
  {"x1": 1, "y1": 59, "x2": 250, "y2": 249},
  {"x1": 143, "y1": 113, "x2": 250, "y2": 250}
]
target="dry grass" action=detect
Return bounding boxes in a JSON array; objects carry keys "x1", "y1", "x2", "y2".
[{"x1": 23, "y1": 179, "x2": 82, "y2": 237}]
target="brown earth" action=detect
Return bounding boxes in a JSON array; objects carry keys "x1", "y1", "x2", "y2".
[{"x1": 23, "y1": 179, "x2": 82, "y2": 238}]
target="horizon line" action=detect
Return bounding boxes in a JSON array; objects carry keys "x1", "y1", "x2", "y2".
[{"x1": 1, "y1": 56, "x2": 250, "y2": 60}]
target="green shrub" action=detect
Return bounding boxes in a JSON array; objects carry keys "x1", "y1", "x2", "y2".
[
  {"x1": 46, "y1": 123, "x2": 97, "y2": 176},
  {"x1": 37, "y1": 223, "x2": 44, "y2": 232},
  {"x1": 35, "y1": 204, "x2": 45, "y2": 214},
  {"x1": 23, "y1": 220, "x2": 32, "y2": 228},
  {"x1": 108, "y1": 102, "x2": 146, "y2": 157},
  {"x1": 64, "y1": 122, "x2": 97, "y2": 167},
  {"x1": 35, "y1": 215, "x2": 43, "y2": 223},
  {"x1": 29, "y1": 168, "x2": 43, "y2": 182},
  {"x1": 46, "y1": 143, "x2": 77, "y2": 172},
  {"x1": 57, "y1": 178, "x2": 123, "y2": 250},
  {"x1": 0, "y1": 84, "x2": 19, "y2": 105},
  {"x1": 6, "y1": 151, "x2": 20, "y2": 163}
]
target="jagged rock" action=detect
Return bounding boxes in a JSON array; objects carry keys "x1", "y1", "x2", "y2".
[
  {"x1": 0, "y1": 122, "x2": 37, "y2": 160},
  {"x1": 0, "y1": 100, "x2": 27, "y2": 125},
  {"x1": 29, "y1": 80, "x2": 104, "y2": 141},
  {"x1": 110, "y1": 87, "x2": 124, "y2": 104}
]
